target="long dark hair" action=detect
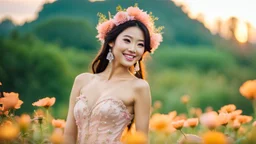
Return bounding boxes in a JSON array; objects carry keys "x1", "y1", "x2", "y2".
[
  {"x1": 91, "y1": 20, "x2": 151, "y2": 130},
  {"x1": 91, "y1": 20, "x2": 151, "y2": 79}
]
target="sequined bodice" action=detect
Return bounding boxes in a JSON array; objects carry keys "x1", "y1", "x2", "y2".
[{"x1": 74, "y1": 94, "x2": 133, "y2": 144}]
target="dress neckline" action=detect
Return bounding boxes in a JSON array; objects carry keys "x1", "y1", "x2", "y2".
[{"x1": 77, "y1": 94, "x2": 134, "y2": 119}]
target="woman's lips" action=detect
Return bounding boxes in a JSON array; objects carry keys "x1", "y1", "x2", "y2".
[{"x1": 123, "y1": 53, "x2": 135, "y2": 61}]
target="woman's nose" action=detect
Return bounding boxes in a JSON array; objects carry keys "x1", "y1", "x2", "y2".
[{"x1": 128, "y1": 44, "x2": 136, "y2": 53}]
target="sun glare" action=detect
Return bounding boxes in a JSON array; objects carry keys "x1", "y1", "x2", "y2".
[{"x1": 235, "y1": 21, "x2": 248, "y2": 43}]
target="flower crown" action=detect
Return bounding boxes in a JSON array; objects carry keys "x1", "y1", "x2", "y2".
[{"x1": 96, "y1": 4, "x2": 164, "y2": 53}]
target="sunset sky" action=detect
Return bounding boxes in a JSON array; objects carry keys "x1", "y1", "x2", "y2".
[{"x1": 0, "y1": 0, "x2": 255, "y2": 43}]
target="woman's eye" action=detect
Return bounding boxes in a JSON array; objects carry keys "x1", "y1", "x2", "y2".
[
  {"x1": 124, "y1": 39, "x2": 130, "y2": 43},
  {"x1": 138, "y1": 43, "x2": 144, "y2": 47}
]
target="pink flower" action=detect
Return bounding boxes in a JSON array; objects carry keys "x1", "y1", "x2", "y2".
[
  {"x1": 200, "y1": 111, "x2": 220, "y2": 130},
  {"x1": 96, "y1": 20, "x2": 115, "y2": 41},
  {"x1": 126, "y1": 6, "x2": 142, "y2": 17},
  {"x1": 150, "y1": 33, "x2": 163, "y2": 52},
  {"x1": 135, "y1": 12, "x2": 150, "y2": 27},
  {"x1": 113, "y1": 11, "x2": 134, "y2": 26}
]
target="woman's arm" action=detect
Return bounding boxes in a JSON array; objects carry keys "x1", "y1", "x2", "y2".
[
  {"x1": 63, "y1": 73, "x2": 85, "y2": 144},
  {"x1": 134, "y1": 80, "x2": 152, "y2": 137}
]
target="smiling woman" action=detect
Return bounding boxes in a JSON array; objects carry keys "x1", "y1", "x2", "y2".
[{"x1": 63, "y1": 5, "x2": 163, "y2": 144}]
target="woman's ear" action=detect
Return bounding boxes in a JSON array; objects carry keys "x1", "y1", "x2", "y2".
[{"x1": 108, "y1": 42, "x2": 114, "y2": 47}]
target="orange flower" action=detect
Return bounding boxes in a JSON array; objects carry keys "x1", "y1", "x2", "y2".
[
  {"x1": 52, "y1": 119, "x2": 66, "y2": 128},
  {"x1": 219, "y1": 104, "x2": 236, "y2": 113},
  {"x1": 230, "y1": 109, "x2": 242, "y2": 120},
  {"x1": 32, "y1": 97, "x2": 56, "y2": 108},
  {"x1": 0, "y1": 121, "x2": 19, "y2": 140},
  {"x1": 181, "y1": 95, "x2": 190, "y2": 104},
  {"x1": 218, "y1": 113, "x2": 230, "y2": 126},
  {"x1": 190, "y1": 107, "x2": 202, "y2": 117},
  {"x1": 0, "y1": 82, "x2": 2, "y2": 85},
  {"x1": 239, "y1": 80, "x2": 256, "y2": 100},
  {"x1": 236, "y1": 115, "x2": 253, "y2": 124},
  {"x1": 149, "y1": 113, "x2": 175, "y2": 133},
  {"x1": 0, "y1": 105, "x2": 8, "y2": 115},
  {"x1": 122, "y1": 131, "x2": 147, "y2": 144},
  {"x1": 202, "y1": 131, "x2": 227, "y2": 144},
  {"x1": 200, "y1": 111, "x2": 220, "y2": 130},
  {"x1": 0, "y1": 92, "x2": 23, "y2": 111},
  {"x1": 168, "y1": 111, "x2": 177, "y2": 120},
  {"x1": 174, "y1": 113, "x2": 187, "y2": 121},
  {"x1": 172, "y1": 119, "x2": 185, "y2": 130},
  {"x1": 50, "y1": 128, "x2": 64, "y2": 144},
  {"x1": 153, "y1": 100, "x2": 162, "y2": 109},
  {"x1": 186, "y1": 118, "x2": 198, "y2": 128},
  {"x1": 232, "y1": 120, "x2": 241, "y2": 131},
  {"x1": 205, "y1": 106, "x2": 213, "y2": 113},
  {"x1": 18, "y1": 114, "x2": 31, "y2": 132}
]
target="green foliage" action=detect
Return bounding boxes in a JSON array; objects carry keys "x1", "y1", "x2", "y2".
[
  {"x1": 0, "y1": 35, "x2": 92, "y2": 118},
  {"x1": 147, "y1": 45, "x2": 256, "y2": 115},
  {"x1": 33, "y1": 17, "x2": 99, "y2": 50}
]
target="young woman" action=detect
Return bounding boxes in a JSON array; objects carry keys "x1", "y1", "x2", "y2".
[{"x1": 64, "y1": 5, "x2": 163, "y2": 144}]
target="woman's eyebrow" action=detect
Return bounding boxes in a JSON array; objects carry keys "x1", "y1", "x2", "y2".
[{"x1": 123, "y1": 35, "x2": 144, "y2": 42}]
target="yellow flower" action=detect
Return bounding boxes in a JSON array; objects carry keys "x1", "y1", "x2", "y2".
[
  {"x1": 32, "y1": 97, "x2": 56, "y2": 108},
  {"x1": 150, "y1": 113, "x2": 174, "y2": 133},
  {"x1": 18, "y1": 114, "x2": 31, "y2": 132},
  {"x1": 50, "y1": 128, "x2": 64, "y2": 144},
  {"x1": 202, "y1": 131, "x2": 227, "y2": 144},
  {"x1": 0, "y1": 121, "x2": 19, "y2": 140},
  {"x1": 239, "y1": 80, "x2": 256, "y2": 100},
  {"x1": 122, "y1": 131, "x2": 147, "y2": 144}
]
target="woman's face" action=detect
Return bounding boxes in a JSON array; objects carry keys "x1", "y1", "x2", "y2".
[{"x1": 110, "y1": 26, "x2": 145, "y2": 68}]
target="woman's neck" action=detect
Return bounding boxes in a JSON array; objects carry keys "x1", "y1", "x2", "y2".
[{"x1": 100, "y1": 61, "x2": 134, "y2": 80}]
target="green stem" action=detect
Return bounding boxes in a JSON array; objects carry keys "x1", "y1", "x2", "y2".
[
  {"x1": 252, "y1": 100, "x2": 256, "y2": 119},
  {"x1": 40, "y1": 123, "x2": 43, "y2": 139},
  {"x1": 180, "y1": 129, "x2": 187, "y2": 139},
  {"x1": 186, "y1": 104, "x2": 191, "y2": 117}
]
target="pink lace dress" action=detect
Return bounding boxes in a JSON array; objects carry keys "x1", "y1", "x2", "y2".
[{"x1": 73, "y1": 94, "x2": 134, "y2": 144}]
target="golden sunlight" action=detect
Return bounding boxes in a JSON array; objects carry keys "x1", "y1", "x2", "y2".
[{"x1": 235, "y1": 21, "x2": 248, "y2": 43}]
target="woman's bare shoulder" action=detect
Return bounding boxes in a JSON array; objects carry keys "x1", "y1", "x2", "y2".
[
  {"x1": 74, "y1": 72, "x2": 94, "y2": 83},
  {"x1": 132, "y1": 78, "x2": 150, "y2": 91}
]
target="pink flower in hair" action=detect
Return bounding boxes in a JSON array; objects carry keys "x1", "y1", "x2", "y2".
[
  {"x1": 96, "y1": 20, "x2": 114, "y2": 41},
  {"x1": 113, "y1": 11, "x2": 134, "y2": 26},
  {"x1": 150, "y1": 33, "x2": 163, "y2": 52},
  {"x1": 126, "y1": 6, "x2": 142, "y2": 17},
  {"x1": 135, "y1": 12, "x2": 151, "y2": 27}
]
